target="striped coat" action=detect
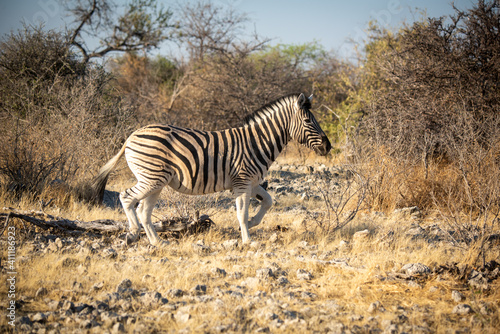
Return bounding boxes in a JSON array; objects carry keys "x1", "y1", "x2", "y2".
[{"x1": 93, "y1": 93, "x2": 331, "y2": 246}]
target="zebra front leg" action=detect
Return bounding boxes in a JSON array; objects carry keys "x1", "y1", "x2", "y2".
[
  {"x1": 235, "y1": 188, "x2": 252, "y2": 243},
  {"x1": 249, "y1": 185, "x2": 273, "y2": 229}
]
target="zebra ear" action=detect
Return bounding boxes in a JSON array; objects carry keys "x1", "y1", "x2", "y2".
[
  {"x1": 297, "y1": 93, "x2": 307, "y2": 108},
  {"x1": 308, "y1": 94, "x2": 313, "y2": 101}
]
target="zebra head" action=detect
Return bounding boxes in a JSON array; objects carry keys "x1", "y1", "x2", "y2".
[{"x1": 291, "y1": 93, "x2": 332, "y2": 156}]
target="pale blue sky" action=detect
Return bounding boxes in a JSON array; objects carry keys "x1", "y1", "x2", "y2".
[{"x1": 0, "y1": 0, "x2": 476, "y2": 60}]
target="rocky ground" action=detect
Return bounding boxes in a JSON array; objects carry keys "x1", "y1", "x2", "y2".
[{"x1": 1, "y1": 163, "x2": 499, "y2": 333}]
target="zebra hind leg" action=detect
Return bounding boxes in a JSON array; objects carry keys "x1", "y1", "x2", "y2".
[
  {"x1": 120, "y1": 183, "x2": 167, "y2": 246},
  {"x1": 249, "y1": 185, "x2": 273, "y2": 229},
  {"x1": 120, "y1": 188, "x2": 142, "y2": 245},
  {"x1": 137, "y1": 189, "x2": 169, "y2": 247}
]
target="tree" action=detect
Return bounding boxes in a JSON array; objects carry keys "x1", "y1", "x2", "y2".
[
  {"x1": 66, "y1": 0, "x2": 174, "y2": 63},
  {"x1": 176, "y1": 0, "x2": 251, "y2": 62}
]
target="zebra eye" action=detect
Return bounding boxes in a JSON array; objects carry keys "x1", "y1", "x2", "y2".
[{"x1": 304, "y1": 118, "x2": 312, "y2": 124}]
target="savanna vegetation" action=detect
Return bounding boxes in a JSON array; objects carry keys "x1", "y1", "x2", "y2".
[{"x1": 0, "y1": 0, "x2": 499, "y2": 333}]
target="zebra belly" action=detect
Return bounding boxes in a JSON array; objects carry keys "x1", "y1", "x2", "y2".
[{"x1": 168, "y1": 174, "x2": 232, "y2": 195}]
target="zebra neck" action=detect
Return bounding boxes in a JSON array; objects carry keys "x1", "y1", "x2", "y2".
[{"x1": 248, "y1": 117, "x2": 290, "y2": 167}]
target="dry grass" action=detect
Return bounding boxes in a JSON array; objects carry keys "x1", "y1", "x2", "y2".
[{"x1": 1, "y1": 173, "x2": 499, "y2": 333}]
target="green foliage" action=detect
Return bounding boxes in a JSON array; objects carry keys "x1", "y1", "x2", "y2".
[{"x1": 256, "y1": 41, "x2": 327, "y2": 70}]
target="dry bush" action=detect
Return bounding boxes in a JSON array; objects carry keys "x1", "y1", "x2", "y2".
[
  {"x1": 354, "y1": 1, "x2": 500, "y2": 215},
  {"x1": 0, "y1": 26, "x2": 134, "y2": 205},
  {"x1": 307, "y1": 168, "x2": 367, "y2": 235}
]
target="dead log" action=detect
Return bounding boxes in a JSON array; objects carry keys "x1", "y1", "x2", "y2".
[{"x1": 1, "y1": 210, "x2": 214, "y2": 237}]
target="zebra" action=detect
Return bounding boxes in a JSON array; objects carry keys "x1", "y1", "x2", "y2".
[{"x1": 93, "y1": 93, "x2": 331, "y2": 246}]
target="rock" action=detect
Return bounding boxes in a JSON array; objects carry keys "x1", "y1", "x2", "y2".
[
  {"x1": 400, "y1": 263, "x2": 430, "y2": 276},
  {"x1": 192, "y1": 243, "x2": 211, "y2": 254},
  {"x1": 55, "y1": 237, "x2": 63, "y2": 249},
  {"x1": 140, "y1": 291, "x2": 168, "y2": 307},
  {"x1": 407, "y1": 281, "x2": 422, "y2": 289},
  {"x1": 31, "y1": 312, "x2": 47, "y2": 323},
  {"x1": 116, "y1": 279, "x2": 133, "y2": 293},
  {"x1": 451, "y1": 290, "x2": 465, "y2": 303},
  {"x1": 175, "y1": 306, "x2": 193, "y2": 323},
  {"x1": 277, "y1": 276, "x2": 289, "y2": 286},
  {"x1": 406, "y1": 224, "x2": 426, "y2": 239},
  {"x1": 190, "y1": 284, "x2": 207, "y2": 296},
  {"x1": 17, "y1": 316, "x2": 32, "y2": 327},
  {"x1": 211, "y1": 267, "x2": 227, "y2": 277},
  {"x1": 100, "y1": 311, "x2": 118, "y2": 324},
  {"x1": 61, "y1": 300, "x2": 75, "y2": 312},
  {"x1": 394, "y1": 206, "x2": 422, "y2": 219},
  {"x1": 91, "y1": 281, "x2": 104, "y2": 292},
  {"x1": 256, "y1": 268, "x2": 274, "y2": 279},
  {"x1": 269, "y1": 233, "x2": 279, "y2": 243},
  {"x1": 79, "y1": 319, "x2": 98, "y2": 329},
  {"x1": 242, "y1": 277, "x2": 260, "y2": 289},
  {"x1": 327, "y1": 322, "x2": 345, "y2": 334},
  {"x1": 353, "y1": 229, "x2": 370, "y2": 243},
  {"x1": 168, "y1": 289, "x2": 184, "y2": 298},
  {"x1": 103, "y1": 248, "x2": 117, "y2": 259},
  {"x1": 223, "y1": 239, "x2": 239, "y2": 249},
  {"x1": 468, "y1": 270, "x2": 489, "y2": 290},
  {"x1": 452, "y1": 304, "x2": 473, "y2": 315},
  {"x1": 368, "y1": 301, "x2": 385, "y2": 313},
  {"x1": 296, "y1": 269, "x2": 313, "y2": 280}
]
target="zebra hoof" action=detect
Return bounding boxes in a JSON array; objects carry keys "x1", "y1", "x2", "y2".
[{"x1": 126, "y1": 233, "x2": 140, "y2": 245}]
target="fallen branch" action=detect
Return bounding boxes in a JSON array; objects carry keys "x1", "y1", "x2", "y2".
[{"x1": 1, "y1": 210, "x2": 214, "y2": 237}]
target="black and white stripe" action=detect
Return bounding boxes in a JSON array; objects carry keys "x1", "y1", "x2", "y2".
[{"x1": 93, "y1": 93, "x2": 331, "y2": 245}]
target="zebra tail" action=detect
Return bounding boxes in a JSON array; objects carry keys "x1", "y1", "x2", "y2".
[{"x1": 91, "y1": 143, "x2": 127, "y2": 205}]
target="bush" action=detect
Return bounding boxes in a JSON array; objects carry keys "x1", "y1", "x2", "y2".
[{"x1": 0, "y1": 26, "x2": 134, "y2": 204}]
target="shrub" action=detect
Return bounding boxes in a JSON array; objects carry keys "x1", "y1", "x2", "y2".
[{"x1": 0, "y1": 26, "x2": 134, "y2": 204}]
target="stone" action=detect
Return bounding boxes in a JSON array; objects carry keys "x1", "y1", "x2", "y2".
[
  {"x1": 140, "y1": 291, "x2": 168, "y2": 307},
  {"x1": 211, "y1": 267, "x2": 227, "y2": 277},
  {"x1": 327, "y1": 322, "x2": 345, "y2": 334},
  {"x1": 368, "y1": 301, "x2": 385, "y2": 313},
  {"x1": 222, "y1": 239, "x2": 239, "y2": 249},
  {"x1": 190, "y1": 285, "x2": 207, "y2": 296},
  {"x1": 55, "y1": 238, "x2": 63, "y2": 249},
  {"x1": 451, "y1": 290, "x2": 465, "y2": 303},
  {"x1": 353, "y1": 229, "x2": 370, "y2": 243},
  {"x1": 296, "y1": 269, "x2": 313, "y2": 280},
  {"x1": 116, "y1": 279, "x2": 132, "y2": 293},
  {"x1": 277, "y1": 276, "x2": 289, "y2": 285},
  {"x1": 168, "y1": 289, "x2": 184, "y2": 298},
  {"x1": 452, "y1": 304, "x2": 473, "y2": 315},
  {"x1": 192, "y1": 243, "x2": 211, "y2": 255},
  {"x1": 256, "y1": 268, "x2": 274, "y2": 279},
  {"x1": 103, "y1": 248, "x2": 117, "y2": 259},
  {"x1": 31, "y1": 312, "x2": 47, "y2": 323},
  {"x1": 400, "y1": 263, "x2": 430, "y2": 276},
  {"x1": 468, "y1": 270, "x2": 489, "y2": 290},
  {"x1": 269, "y1": 233, "x2": 279, "y2": 243}
]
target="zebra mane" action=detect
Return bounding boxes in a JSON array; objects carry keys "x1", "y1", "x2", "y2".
[{"x1": 244, "y1": 93, "x2": 309, "y2": 126}]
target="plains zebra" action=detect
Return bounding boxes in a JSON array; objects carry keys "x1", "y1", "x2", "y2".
[{"x1": 93, "y1": 93, "x2": 331, "y2": 246}]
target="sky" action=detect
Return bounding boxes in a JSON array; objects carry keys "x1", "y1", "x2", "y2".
[{"x1": 0, "y1": 0, "x2": 477, "y2": 60}]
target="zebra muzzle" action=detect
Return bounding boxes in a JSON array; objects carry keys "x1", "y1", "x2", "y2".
[{"x1": 316, "y1": 136, "x2": 332, "y2": 156}]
